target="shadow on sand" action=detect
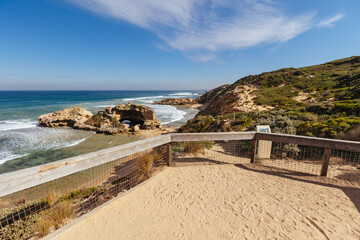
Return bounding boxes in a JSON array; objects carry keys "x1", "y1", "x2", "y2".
[
  {"x1": 173, "y1": 155, "x2": 360, "y2": 213},
  {"x1": 235, "y1": 163, "x2": 360, "y2": 213}
]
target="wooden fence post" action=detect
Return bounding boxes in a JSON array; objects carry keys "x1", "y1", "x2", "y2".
[
  {"x1": 251, "y1": 138, "x2": 257, "y2": 163},
  {"x1": 168, "y1": 143, "x2": 172, "y2": 167},
  {"x1": 320, "y1": 148, "x2": 331, "y2": 176}
]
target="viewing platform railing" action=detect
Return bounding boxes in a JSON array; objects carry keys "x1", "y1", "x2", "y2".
[{"x1": 0, "y1": 132, "x2": 359, "y2": 239}]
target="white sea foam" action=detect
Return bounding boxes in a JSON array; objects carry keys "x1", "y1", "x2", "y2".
[
  {"x1": 0, "y1": 128, "x2": 94, "y2": 164},
  {"x1": 64, "y1": 137, "x2": 89, "y2": 148},
  {"x1": 0, "y1": 120, "x2": 38, "y2": 131},
  {"x1": 0, "y1": 152, "x2": 27, "y2": 165},
  {"x1": 140, "y1": 100, "x2": 155, "y2": 103},
  {"x1": 123, "y1": 95, "x2": 166, "y2": 101},
  {"x1": 147, "y1": 104, "x2": 186, "y2": 125},
  {"x1": 169, "y1": 92, "x2": 199, "y2": 96}
]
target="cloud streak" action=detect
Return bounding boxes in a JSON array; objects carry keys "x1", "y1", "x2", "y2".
[
  {"x1": 317, "y1": 13, "x2": 345, "y2": 28},
  {"x1": 68, "y1": 0, "x2": 343, "y2": 61}
]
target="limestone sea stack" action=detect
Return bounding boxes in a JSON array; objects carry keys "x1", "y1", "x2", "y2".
[
  {"x1": 38, "y1": 107, "x2": 93, "y2": 128},
  {"x1": 38, "y1": 103, "x2": 161, "y2": 135}
]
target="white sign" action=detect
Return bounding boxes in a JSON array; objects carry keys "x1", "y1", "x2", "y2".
[
  {"x1": 256, "y1": 125, "x2": 271, "y2": 133},
  {"x1": 256, "y1": 125, "x2": 272, "y2": 159}
]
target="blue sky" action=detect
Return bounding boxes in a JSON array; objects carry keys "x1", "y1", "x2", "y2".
[{"x1": 0, "y1": 0, "x2": 359, "y2": 90}]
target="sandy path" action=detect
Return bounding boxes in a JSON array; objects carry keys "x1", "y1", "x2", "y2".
[{"x1": 54, "y1": 165, "x2": 360, "y2": 240}]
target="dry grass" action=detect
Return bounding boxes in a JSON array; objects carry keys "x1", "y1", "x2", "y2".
[
  {"x1": 186, "y1": 142, "x2": 206, "y2": 154},
  {"x1": 34, "y1": 214, "x2": 53, "y2": 238},
  {"x1": 50, "y1": 201, "x2": 74, "y2": 228},
  {"x1": 185, "y1": 142, "x2": 213, "y2": 154},
  {"x1": 33, "y1": 200, "x2": 74, "y2": 238},
  {"x1": 137, "y1": 153, "x2": 155, "y2": 180},
  {"x1": 47, "y1": 191, "x2": 60, "y2": 205}
]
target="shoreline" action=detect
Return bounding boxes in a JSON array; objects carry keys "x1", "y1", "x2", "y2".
[
  {"x1": 0, "y1": 104, "x2": 196, "y2": 173},
  {"x1": 0, "y1": 91, "x2": 200, "y2": 166},
  {"x1": 0, "y1": 134, "x2": 139, "y2": 174}
]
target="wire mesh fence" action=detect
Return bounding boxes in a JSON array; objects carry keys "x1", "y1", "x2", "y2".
[
  {"x1": 328, "y1": 149, "x2": 360, "y2": 183},
  {"x1": 172, "y1": 140, "x2": 252, "y2": 166},
  {"x1": 171, "y1": 138, "x2": 360, "y2": 187},
  {"x1": 0, "y1": 144, "x2": 170, "y2": 239},
  {"x1": 258, "y1": 142, "x2": 325, "y2": 177}
]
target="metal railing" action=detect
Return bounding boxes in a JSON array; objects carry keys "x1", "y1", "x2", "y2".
[{"x1": 0, "y1": 132, "x2": 359, "y2": 239}]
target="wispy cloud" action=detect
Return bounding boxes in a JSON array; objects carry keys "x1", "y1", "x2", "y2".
[
  {"x1": 187, "y1": 53, "x2": 217, "y2": 63},
  {"x1": 68, "y1": 0, "x2": 343, "y2": 62},
  {"x1": 69, "y1": 0, "x2": 197, "y2": 29},
  {"x1": 317, "y1": 13, "x2": 345, "y2": 28}
]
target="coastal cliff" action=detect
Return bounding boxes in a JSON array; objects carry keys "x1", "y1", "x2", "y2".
[{"x1": 180, "y1": 56, "x2": 360, "y2": 141}]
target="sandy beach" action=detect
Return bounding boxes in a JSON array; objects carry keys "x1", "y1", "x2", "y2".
[{"x1": 53, "y1": 164, "x2": 360, "y2": 240}]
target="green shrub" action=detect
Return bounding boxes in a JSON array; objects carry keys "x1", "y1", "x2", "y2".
[
  {"x1": 305, "y1": 103, "x2": 334, "y2": 115},
  {"x1": 296, "y1": 117, "x2": 360, "y2": 139},
  {"x1": 59, "y1": 187, "x2": 98, "y2": 202},
  {"x1": 333, "y1": 101, "x2": 360, "y2": 116},
  {"x1": 253, "y1": 114, "x2": 299, "y2": 135},
  {"x1": 203, "y1": 141, "x2": 213, "y2": 149},
  {"x1": 255, "y1": 85, "x2": 299, "y2": 107}
]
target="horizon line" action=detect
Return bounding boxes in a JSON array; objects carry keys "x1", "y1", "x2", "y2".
[{"x1": 0, "y1": 89, "x2": 208, "y2": 91}]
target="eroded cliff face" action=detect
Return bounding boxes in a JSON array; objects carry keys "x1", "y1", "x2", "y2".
[
  {"x1": 197, "y1": 84, "x2": 230, "y2": 104},
  {"x1": 38, "y1": 103, "x2": 161, "y2": 134},
  {"x1": 197, "y1": 85, "x2": 273, "y2": 116}
]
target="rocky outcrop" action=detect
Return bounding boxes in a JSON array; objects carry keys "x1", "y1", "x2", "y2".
[
  {"x1": 38, "y1": 103, "x2": 161, "y2": 134},
  {"x1": 197, "y1": 85, "x2": 273, "y2": 116},
  {"x1": 85, "y1": 103, "x2": 161, "y2": 132},
  {"x1": 38, "y1": 107, "x2": 93, "y2": 128},
  {"x1": 154, "y1": 98, "x2": 198, "y2": 105},
  {"x1": 197, "y1": 84, "x2": 230, "y2": 104}
]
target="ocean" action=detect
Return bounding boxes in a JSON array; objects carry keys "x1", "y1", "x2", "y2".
[{"x1": 0, "y1": 90, "x2": 202, "y2": 165}]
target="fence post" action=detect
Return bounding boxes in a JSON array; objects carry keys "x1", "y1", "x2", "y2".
[
  {"x1": 168, "y1": 143, "x2": 172, "y2": 167},
  {"x1": 320, "y1": 148, "x2": 331, "y2": 176},
  {"x1": 251, "y1": 138, "x2": 257, "y2": 163}
]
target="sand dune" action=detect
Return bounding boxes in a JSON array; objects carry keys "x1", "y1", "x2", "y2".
[{"x1": 53, "y1": 165, "x2": 360, "y2": 240}]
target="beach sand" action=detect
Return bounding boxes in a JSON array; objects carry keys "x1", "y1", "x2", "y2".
[{"x1": 53, "y1": 164, "x2": 360, "y2": 240}]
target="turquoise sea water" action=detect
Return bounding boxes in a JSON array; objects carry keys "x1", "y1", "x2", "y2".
[{"x1": 0, "y1": 90, "x2": 202, "y2": 164}]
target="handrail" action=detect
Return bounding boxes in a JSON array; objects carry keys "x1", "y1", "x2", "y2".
[
  {"x1": 171, "y1": 132, "x2": 256, "y2": 142},
  {"x1": 0, "y1": 134, "x2": 171, "y2": 197},
  {"x1": 255, "y1": 132, "x2": 360, "y2": 152},
  {"x1": 0, "y1": 131, "x2": 359, "y2": 198}
]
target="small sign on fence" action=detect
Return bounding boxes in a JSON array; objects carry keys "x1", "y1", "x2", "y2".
[{"x1": 256, "y1": 125, "x2": 272, "y2": 159}]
